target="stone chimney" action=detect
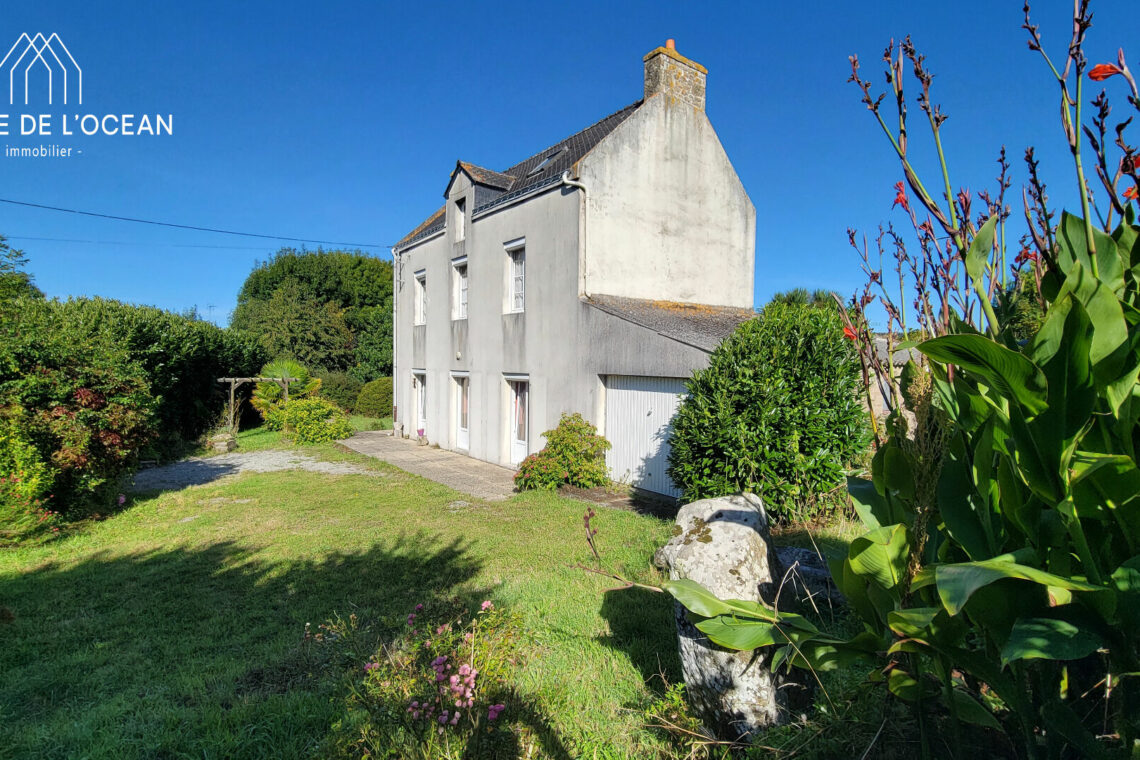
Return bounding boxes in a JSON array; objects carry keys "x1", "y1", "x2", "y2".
[{"x1": 643, "y1": 39, "x2": 707, "y2": 111}]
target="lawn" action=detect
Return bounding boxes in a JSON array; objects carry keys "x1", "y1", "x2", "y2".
[{"x1": 0, "y1": 434, "x2": 681, "y2": 759}]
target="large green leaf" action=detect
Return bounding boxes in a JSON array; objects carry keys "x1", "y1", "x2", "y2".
[
  {"x1": 848, "y1": 523, "x2": 910, "y2": 592},
  {"x1": 919, "y1": 334, "x2": 1048, "y2": 415},
  {"x1": 1070, "y1": 452, "x2": 1140, "y2": 537},
  {"x1": 1058, "y1": 211, "x2": 1125, "y2": 294},
  {"x1": 1027, "y1": 294, "x2": 1096, "y2": 445},
  {"x1": 1057, "y1": 261, "x2": 1129, "y2": 387},
  {"x1": 999, "y1": 617, "x2": 1103, "y2": 666},
  {"x1": 662, "y1": 578, "x2": 777, "y2": 621},
  {"x1": 935, "y1": 557, "x2": 1101, "y2": 615},
  {"x1": 965, "y1": 215, "x2": 999, "y2": 285},
  {"x1": 937, "y1": 435, "x2": 999, "y2": 560},
  {"x1": 949, "y1": 690, "x2": 1002, "y2": 731},
  {"x1": 848, "y1": 475, "x2": 887, "y2": 531}
]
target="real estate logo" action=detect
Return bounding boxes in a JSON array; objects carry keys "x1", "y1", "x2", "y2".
[
  {"x1": 0, "y1": 33, "x2": 82, "y2": 106},
  {"x1": 0, "y1": 32, "x2": 173, "y2": 158}
]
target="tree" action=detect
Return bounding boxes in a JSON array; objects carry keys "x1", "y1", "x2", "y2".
[
  {"x1": 0, "y1": 236, "x2": 43, "y2": 300},
  {"x1": 235, "y1": 279, "x2": 355, "y2": 370},
  {"x1": 231, "y1": 248, "x2": 392, "y2": 377},
  {"x1": 768, "y1": 287, "x2": 837, "y2": 307}
]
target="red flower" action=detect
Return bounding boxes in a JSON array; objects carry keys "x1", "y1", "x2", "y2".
[
  {"x1": 843, "y1": 325, "x2": 857, "y2": 341},
  {"x1": 1015, "y1": 247, "x2": 1039, "y2": 266},
  {"x1": 1125, "y1": 185, "x2": 1139, "y2": 201},
  {"x1": 1089, "y1": 63, "x2": 1123, "y2": 81},
  {"x1": 892, "y1": 181, "x2": 910, "y2": 212}
]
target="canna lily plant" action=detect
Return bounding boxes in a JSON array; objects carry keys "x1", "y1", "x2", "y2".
[{"x1": 664, "y1": 3, "x2": 1140, "y2": 757}]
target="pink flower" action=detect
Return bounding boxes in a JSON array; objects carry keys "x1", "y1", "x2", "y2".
[
  {"x1": 480, "y1": 600, "x2": 494, "y2": 612},
  {"x1": 488, "y1": 704, "x2": 506, "y2": 721},
  {"x1": 117, "y1": 494, "x2": 126, "y2": 505},
  {"x1": 364, "y1": 662, "x2": 379, "y2": 672}
]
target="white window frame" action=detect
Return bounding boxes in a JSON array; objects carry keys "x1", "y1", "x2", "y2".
[
  {"x1": 505, "y1": 238, "x2": 525, "y2": 314},
  {"x1": 413, "y1": 270, "x2": 427, "y2": 325},
  {"x1": 504, "y1": 373, "x2": 529, "y2": 465},
  {"x1": 413, "y1": 371, "x2": 427, "y2": 434},
  {"x1": 451, "y1": 371, "x2": 470, "y2": 451},
  {"x1": 452, "y1": 256, "x2": 468, "y2": 321}
]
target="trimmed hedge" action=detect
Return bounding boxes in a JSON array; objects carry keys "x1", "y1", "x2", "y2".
[
  {"x1": 317, "y1": 371, "x2": 363, "y2": 413},
  {"x1": 355, "y1": 377, "x2": 393, "y2": 419},
  {"x1": 667, "y1": 302, "x2": 869, "y2": 521}
]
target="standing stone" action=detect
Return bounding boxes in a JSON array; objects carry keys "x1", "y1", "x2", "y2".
[{"x1": 654, "y1": 492, "x2": 785, "y2": 739}]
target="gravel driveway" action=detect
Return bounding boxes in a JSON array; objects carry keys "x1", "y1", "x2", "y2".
[{"x1": 130, "y1": 450, "x2": 383, "y2": 492}]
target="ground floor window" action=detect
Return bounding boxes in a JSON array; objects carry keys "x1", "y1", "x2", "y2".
[{"x1": 506, "y1": 376, "x2": 528, "y2": 465}]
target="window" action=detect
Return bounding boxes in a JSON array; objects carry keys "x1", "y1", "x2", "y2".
[
  {"x1": 414, "y1": 270, "x2": 427, "y2": 325},
  {"x1": 413, "y1": 372, "x2": 427, "y2": 433},
  {"x1": 508, "y1": 247, "x2": 525, "y2": 313},
  {"x1": 454, "y1": 197, "x2": 466, "y2": 241},
  {"x1": 526, "y1": 147, "x2": 566, "y2": 176},
  {"x1": 452, "y1": 257, "x2": 468, "y2": 320}
]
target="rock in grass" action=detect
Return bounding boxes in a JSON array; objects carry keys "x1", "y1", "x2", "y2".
[{"x1": 655, "y1": 493, "x2": 786, "y2": 740}]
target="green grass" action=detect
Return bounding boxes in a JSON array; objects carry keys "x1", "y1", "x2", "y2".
[
  {"x1": 0, "y1": 442, "x2": 679, "y2": 759},
  {"x1": 348, "y1": 414, "x2": 392, "y2": 432}
]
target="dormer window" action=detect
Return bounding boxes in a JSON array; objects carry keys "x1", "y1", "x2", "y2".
[
  {"x1": 526, "y1": 147, "x2": 567, "y2": 177},
  {"x1": 454, "y1": 197, "x2": 466, "y2": 241}
]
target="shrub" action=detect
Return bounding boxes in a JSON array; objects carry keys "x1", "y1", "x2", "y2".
[
  {"x1": 279, "y1": 398, "x2": 353, "y2": 444},
  {"x1": 513, "y1": 413, "x2": 611, "y2": 491},
  {"x1": 667, "y1": 303, "x2": 868, "y2": 520},
  {"x1": 355, "y1": 377, "x2": 393, "y2": 419},
  {"x1": 45, "y1": 298, "x2": 265, "y2": 458},
  {"x1": 0, "y1": 418, "x2": 60, "y2": 544},
  {"x1": 513, "y1": 452, "x2": 566, "y2": 491},
  {"x1": 0, "y1": 298, "x2": 155, "y2": 513},
  {"x1": 325, "y1": 600, "x2": 521, "y2": 759},
  {"x1": 316, "y1": 370, "x2": 363, "y2": 413}
]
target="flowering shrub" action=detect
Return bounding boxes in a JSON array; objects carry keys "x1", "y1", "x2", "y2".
[
  {"x1": 354, "y1": 376, "x2": 393, "y2": 419},
  {"x1": 513, "y1": 452, "x2": 567, "y2": 491},
  {"x1": 0, "y1": 298, "x2": 155, "y2": 514},
  {"x1": 327, "y1": 600, "x2": 521, "y2": 759},
  {"x1": 278, "y1": 398, "x2": 354, "y2": 444},
  {"x1": 667, "y1": 303, "x2": 868, "y2": 520},
  {"x1": 513, "y1": 413, "x2": 611, "y2": 491}
]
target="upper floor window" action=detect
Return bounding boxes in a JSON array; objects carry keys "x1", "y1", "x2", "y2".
[
  {"x1": 414, "y1": 270, "x2": 427, "y2": 325},
  {"x1": 452, "y1": 257, "x2": 468, "y2": 320},
  {"x1": 454, "y1": 197, "x2": 466, "y2": 241},
  {"x1": 507, "y1": 245, "x2": 525, "y2": 313}
]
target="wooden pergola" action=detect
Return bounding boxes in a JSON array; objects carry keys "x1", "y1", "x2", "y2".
[{"x1": 217, "y1": 376, "x2": 299, "y2": 432}]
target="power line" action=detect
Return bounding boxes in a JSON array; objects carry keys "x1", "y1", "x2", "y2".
[
  {"x1": 4, "y1": 235, "x2": 286, "y2": 251},
  {"x1": 0, "y1": 197, "x2": 384, "y2": 249}
]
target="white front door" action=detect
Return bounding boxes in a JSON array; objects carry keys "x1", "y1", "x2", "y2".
[
  {"x1": 509, "y1": 379, "x2": 528, "y2": 465},
  {"x1": 455, "y1": 375, "x2": 470, "y2": 450},
  {"x1": 414, "y1": 373, "x2": 427, "y2": 436}
]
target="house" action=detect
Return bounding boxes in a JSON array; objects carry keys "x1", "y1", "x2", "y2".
[{"x1": 391, "y1": 41, "x2": 756, "y2": 498}]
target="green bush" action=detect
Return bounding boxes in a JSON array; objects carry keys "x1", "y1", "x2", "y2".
[
  {"x1": 514, "y1": 413, "x2": 611, "y2": 491},
  {"x1": 513, "y1": 452, "x2": 566, "y2": 491},
  {"x1": 667, "y1": 303, "x2": 868, "y2": 521},
  {"x1": 279, "y1": 398, "x2": 354, "y2": 444},
  {"x1": 355, "y1": 377, "x2": 393, "y2": 419},
  {"x1": 0, "y1": 298, "x2": 155, "y2": 513},
  {"x1": 45, "y1": 298, "x2": 265, "y2": 457},
  {"x1": 252, "y1": 358, "x2": 320, "y2": 427},
  {"x1": 0, "y1": 417, "x2": 60, "y2": 544},
  {"x1": 316, "y1": 371, "x2": 363, "y2": 413}
]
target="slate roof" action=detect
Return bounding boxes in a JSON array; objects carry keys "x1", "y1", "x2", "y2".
[
  {"x1": 585, "y1": 294, "x2": 755, "y2": 353},
  {"x1": 395, "y1": 100, "x2": 643, "y2": 249}
]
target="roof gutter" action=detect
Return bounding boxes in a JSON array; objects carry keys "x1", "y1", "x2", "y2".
[{"x1": 560, "y1": 170, "x2": 589, "y2": 297}]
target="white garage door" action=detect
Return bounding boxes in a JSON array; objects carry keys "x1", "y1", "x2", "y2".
[{"x1": 604, "y1": 375, "x2": 687, "y2": 498}]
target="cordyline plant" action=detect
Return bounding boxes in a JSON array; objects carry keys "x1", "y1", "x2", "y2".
[{"x1": 660, "y1": 3, "x2": 1140, "y2": 758}]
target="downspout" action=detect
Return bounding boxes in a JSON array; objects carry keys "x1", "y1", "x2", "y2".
[
  {"x1": 560, "y1": 170, "x2": 588, "y2": 297},
  {"x1": 390, "y1": 245, "x2": 401, "y2": 436}
]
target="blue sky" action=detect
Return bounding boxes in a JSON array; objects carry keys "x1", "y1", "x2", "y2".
[{"x1": 1, "y1": 1, "x2": 1135, "y2": 325}]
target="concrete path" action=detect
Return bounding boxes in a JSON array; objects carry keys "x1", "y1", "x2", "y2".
[{"x1": 339, "y1": 431, "x2": 518, "y2": 501}]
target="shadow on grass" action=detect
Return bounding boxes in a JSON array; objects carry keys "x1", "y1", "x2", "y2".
[
  {"x1": 596, "y1": 585, "x2": 682, "y2": 695},
  {"x1": 0, "y1": 531, "x2": 568, "y2": 759}
]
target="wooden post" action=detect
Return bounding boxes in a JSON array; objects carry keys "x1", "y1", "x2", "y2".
[{"x1": 228, "y1": 380, "x2": 236, "y2": 432}]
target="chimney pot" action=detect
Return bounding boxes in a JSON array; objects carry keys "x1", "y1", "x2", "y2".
[{"x1": 665, "y1": 38, "x2": 675, "y2": 50}]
